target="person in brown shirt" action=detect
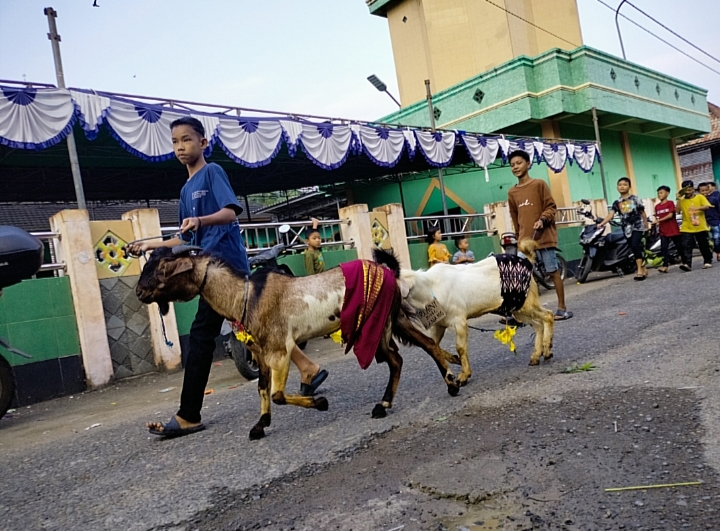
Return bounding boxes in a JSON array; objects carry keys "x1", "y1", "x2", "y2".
[{"x1": 507, "y1": 150, "x2": 572, "y2": 320}]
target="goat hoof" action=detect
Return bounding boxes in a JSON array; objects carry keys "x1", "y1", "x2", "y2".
[
  {"x1": 371, "y1": 404, "x2": 387, "y2": 418},
  {"x1": 457, "y1": 378, "x2": 469, "y2": 387},
  {"x1": 528, "y1": 358, "x2": 540, "y2": 366},
  {"x1": 544, "y1": 352, "x2": 554, "y2": 361},
  {"x1": 447, "y1": 384, "x2": 460, "y2": 397},
  {"x1": 313, "y1": 396, "x2": 329, "y2": 411},
  {"x1": 249, "y1": 425, "x2": 266, "y2": 440}
]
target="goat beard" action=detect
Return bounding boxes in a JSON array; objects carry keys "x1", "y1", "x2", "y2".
[{"x1": 156, "y1": 300, "x2": 170, "y2": 316}]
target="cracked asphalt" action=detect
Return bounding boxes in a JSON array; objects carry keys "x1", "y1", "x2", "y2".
[{"x1": 0, "y1": 264, "x2": 719, "y2": 531}]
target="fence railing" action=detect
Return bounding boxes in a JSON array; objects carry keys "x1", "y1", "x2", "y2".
[
  {"x1": 29, "y1": 231, "x2": 65, "y2": 274},
  {"x1": 555, "y1": 206, "x2": 583, "y2": 226},
  {"x1": 160, "y1": 219, "x2": 353, "y2": 254},
  {"x1": 404, "y1": 213, "x2": 495, "y2": 242}
]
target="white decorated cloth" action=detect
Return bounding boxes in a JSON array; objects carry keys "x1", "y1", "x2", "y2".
[
  {"x1": 217, "y1": 119, "x2": 283, "y2": 167},
  {"x1": 415, "y1": 130, "x2": 455, "y2": 166},
  {"x1": 0, "y1": 87, "x2": 75, "y2": 148},
  {"x1": 299, "y1": 122, "x2": 353, "y2": 169},
  {"x1": 357, "y1": 125, "x2": 406, "y2": 166},
  {"x1": 70, "y1": 90, "x2": 111, "y2": 137}
]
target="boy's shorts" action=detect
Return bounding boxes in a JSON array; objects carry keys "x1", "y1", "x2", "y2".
[{"x1": 536, "y1": 248, "x2": 559, "y2": 273}]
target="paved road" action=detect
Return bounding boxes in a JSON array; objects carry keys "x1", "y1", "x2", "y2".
[{"x1": 0, "y1": 265, "x2": 719, "y2": 530}]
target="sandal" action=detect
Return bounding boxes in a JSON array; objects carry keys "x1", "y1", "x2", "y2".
[
  {"x1": 148, "y1": 416, "x2": 205, "y2": 438},
  {"x1": 300, "y1": 369, "x2": 328, "y2": 396},
  {"x1": 633, "y1": 275, "x2": 646, "y2": 281},
  {"x1": 658, "y1": 267, "x2": 668, "y2": 273},
  {"x1": 554, "y1": 309, "x2": 573, "y2": 321}
]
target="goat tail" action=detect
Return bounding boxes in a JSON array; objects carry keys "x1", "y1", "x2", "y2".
[
  {"x1": 373, "y1": 248, "x2": 401, "y2": 279},
  {"x1": 517, "y1": 239, "x2": 539, "y2": 263}
]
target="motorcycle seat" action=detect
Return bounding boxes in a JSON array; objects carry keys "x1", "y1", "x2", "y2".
[{"x1": 604, "y1": 231, "x2": 626, "y2": 244}]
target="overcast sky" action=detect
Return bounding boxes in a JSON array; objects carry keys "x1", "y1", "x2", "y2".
[{"x1": 0, "y1": 0, "x2": 717, "y2": 122}]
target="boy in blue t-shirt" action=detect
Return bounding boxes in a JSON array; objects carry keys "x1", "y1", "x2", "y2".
[
  {"x1": 128, "y1": 117, "x2": 327, "y2": 438},
  {"x1": 452, "y1": 236, "x2": 475, "y2": 265}
]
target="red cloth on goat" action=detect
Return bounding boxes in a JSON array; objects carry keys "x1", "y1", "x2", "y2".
[{"x1": 340, "y1": 260, "x2": 397, "y2": 369}]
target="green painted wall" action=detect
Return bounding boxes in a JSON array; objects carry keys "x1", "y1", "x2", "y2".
[
  {"x1": 379, "y1": 46, "x2": 709, "y2": 138},
  {"x1": 0, "y1": 277, "x2": 80, "y2": 367},
  {"x1": 627, "y1": 134, "x2": 677, "y2": 198}
]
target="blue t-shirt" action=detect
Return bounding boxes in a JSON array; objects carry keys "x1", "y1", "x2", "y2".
[
  {"x1": 705, "y1": 190, "x2": 720, "y2": 226},
  {"x1": 179, "y1": 163, "x2": 249, "y2": 272}
]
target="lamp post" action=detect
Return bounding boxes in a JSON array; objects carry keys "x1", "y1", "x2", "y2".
[
  {"x1": 367, "y1": 75, "x2": 401, "y2": 108},
  {"x1": 615, "y1": 0, "x2": 629, "y2": 60}
]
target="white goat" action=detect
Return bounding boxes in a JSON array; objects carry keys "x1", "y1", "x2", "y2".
[{"x1": 386, "y1": 240, "x2": 555, "y2": 386}]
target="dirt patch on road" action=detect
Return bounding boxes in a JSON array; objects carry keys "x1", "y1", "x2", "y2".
[{"x1": 166, "y1": 386, "x2": 719, "y2": 531}]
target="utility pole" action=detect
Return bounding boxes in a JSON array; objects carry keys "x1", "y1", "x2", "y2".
[
  {"x1": 44, "y1": 7, "x2": 86, "y2": 209},
  {"x1": 424, "y1": 79, "x2": 450, "y2": 229}
]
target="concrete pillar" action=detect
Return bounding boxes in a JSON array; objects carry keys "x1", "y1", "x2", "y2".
[
  {"x1": 373, "y1": 203, "x2": 411, "y2": 269},
  {"x1": 50, "y1": 209, "x2": 113, "y2": 388},
  {"x1": 339, "y1": 204, "x2": 374, "y2": 261},
  {"x1": 669, "y1": 139, "x2": 684, "y2": 191},
  {"x1": 122, "y1": 209, "x2": 182, "y2": 371},
  {"x1": 485, "y1": 201, "x2": 512, "y2": 236},
  {"x1": 620, "y1": 131, "x2": 637, "y2": 193},
  {"x1": 541, "y1": 120, "x2": 572, "y2": 207}
]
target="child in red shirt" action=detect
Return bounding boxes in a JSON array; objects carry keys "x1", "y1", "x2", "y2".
[{"x1": 654, "y1": 185, "x2": 682, "y2": 273}]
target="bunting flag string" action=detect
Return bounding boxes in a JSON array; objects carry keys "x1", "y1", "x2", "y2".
[{"x1": 0, "y1": 85, "x2": 600, "y2": 174}]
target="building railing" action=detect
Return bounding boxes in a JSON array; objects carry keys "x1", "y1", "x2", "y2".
[
  {"x1": 29, "y1": 231, "x2": 65, "y2": 274},
  {"x1": 160, "y1": 219, "x2": 353, "y2": 255},
  {"x1": 404, "y1": 213, "x2": 495, "y2": 241},
  {"x1": 555, "y1": 206, "x2": 584, "y2": 226}
]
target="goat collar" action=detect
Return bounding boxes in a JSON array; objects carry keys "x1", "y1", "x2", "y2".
[{"x1": 238, "y1": 275, "x2": 250, "y2": 327}]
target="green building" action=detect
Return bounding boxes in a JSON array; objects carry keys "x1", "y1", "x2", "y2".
[{"x1": 359, "y1": 1, "x2": 711, "y2": 265}]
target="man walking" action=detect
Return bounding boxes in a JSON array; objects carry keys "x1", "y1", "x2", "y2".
[{"x1": 507, "y1": 150, "x2": 572, "y2": 320}]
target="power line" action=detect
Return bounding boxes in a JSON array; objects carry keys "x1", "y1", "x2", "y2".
[
  {"x1": 623, "y1": 1, "x2": 720, "y2": 66},
  {"x1": 483, "y1": 0, "x2": 580, "y2": 48},
  {"x1": 595, "y1": 0, "x2": 720, "y2": 77}
]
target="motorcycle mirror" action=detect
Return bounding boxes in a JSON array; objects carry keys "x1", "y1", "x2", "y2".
[
  {"x1": 278, "y1": 224, "x2": 291, "y2": 234},
  {"x1": 581, "y1": 199, "x2": 591, "y2": 205}
]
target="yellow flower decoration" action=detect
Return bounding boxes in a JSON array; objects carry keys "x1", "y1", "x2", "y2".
[{"x1": 494, "y1": 324, "x2": 517, "y2": 353}]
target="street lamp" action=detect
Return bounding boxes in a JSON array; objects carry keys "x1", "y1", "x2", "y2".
[
  {"x1": 367, "y1": 75, "x2": 401, "y2": 108},
  {"x1": 615, "y1": 0, "x2": 629, "y2": 60}
]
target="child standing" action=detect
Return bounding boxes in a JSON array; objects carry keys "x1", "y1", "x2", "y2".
[
  {"x1": 598, "y1": 177, "x2": 649, "y2": 280},
  {"x1": 653, "y1": 185, "x2": 682, "y2": 273},
  {"x1": 698, "y1": 182, "x2": 720, "y2": 262},
  {"x1": 427, "y1": 228, "x2": 450, "y2": 267},
  {"x1": 303, "y1": 217, "x2": 325, "y2": 276},
  {"x1": 452, "y1": 236, "x2": 475, "y2": 264},
  {"x1": 677, "y1": 180, "x2": 713, "y2": 271}
]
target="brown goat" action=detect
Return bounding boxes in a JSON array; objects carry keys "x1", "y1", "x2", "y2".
[{"x1": 136, "y1": 247, "x2": 460, "y2": 440}]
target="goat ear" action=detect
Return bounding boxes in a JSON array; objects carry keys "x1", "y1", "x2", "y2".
[
  {"x1": 161, "y1": 257, "x2": 194, "y2": 279},
  {"x1": 398, "y1": 278, "x2": 411, "y2": 298}
]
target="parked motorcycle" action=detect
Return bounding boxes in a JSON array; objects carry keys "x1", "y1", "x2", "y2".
[
  {"x1": 0, "y1": 226, "x2": 44, "y2": 419},
  {"x1": 643, "y1": 219, "x2": 681, "y2": 268},
  {"x1": 499, "y1": 232, "x2": 568, "y2": 289},
  {"x1": 575, "y1": 199, "x2": 638, "y2": 283}
]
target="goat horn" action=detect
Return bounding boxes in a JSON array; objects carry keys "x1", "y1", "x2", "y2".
[{"x1": 171, "y1": 245, "x2": 204, "y2": 256}]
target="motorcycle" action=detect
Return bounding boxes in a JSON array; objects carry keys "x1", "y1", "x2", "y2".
[
  {"x1": 499, "y1": 232, "x2": 568, "y2": 289},
  {"x1": 643, "y1": 219, "x2": 682, "y2": 268},
  {"x1": 215, "y1": 224, "x2": 307, "y2": 381},
  {"x1": 0, "y1": 226, "x2": 44, "y2": 418},
  {"x1": 574, "y1": 199, "x2": 638, "y2": 283}
]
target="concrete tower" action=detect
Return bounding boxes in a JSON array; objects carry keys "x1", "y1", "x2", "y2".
[{"x1": 368, "y1": 0, "x2": 583, "y2": 105}]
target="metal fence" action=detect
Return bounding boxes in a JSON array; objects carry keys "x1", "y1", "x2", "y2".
[
  {"x1": 404, "y1": 213, "x2": 495, "y2": 241},
  {"x1": 160, "y1": 219, "x2": 353, "y2": 254},
  {"x1": 555, "y1": 206, "x2": 583, "y2": 226},
  {"x1": 29, "y1": 231, "x2": 65, "y2": 275}
]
